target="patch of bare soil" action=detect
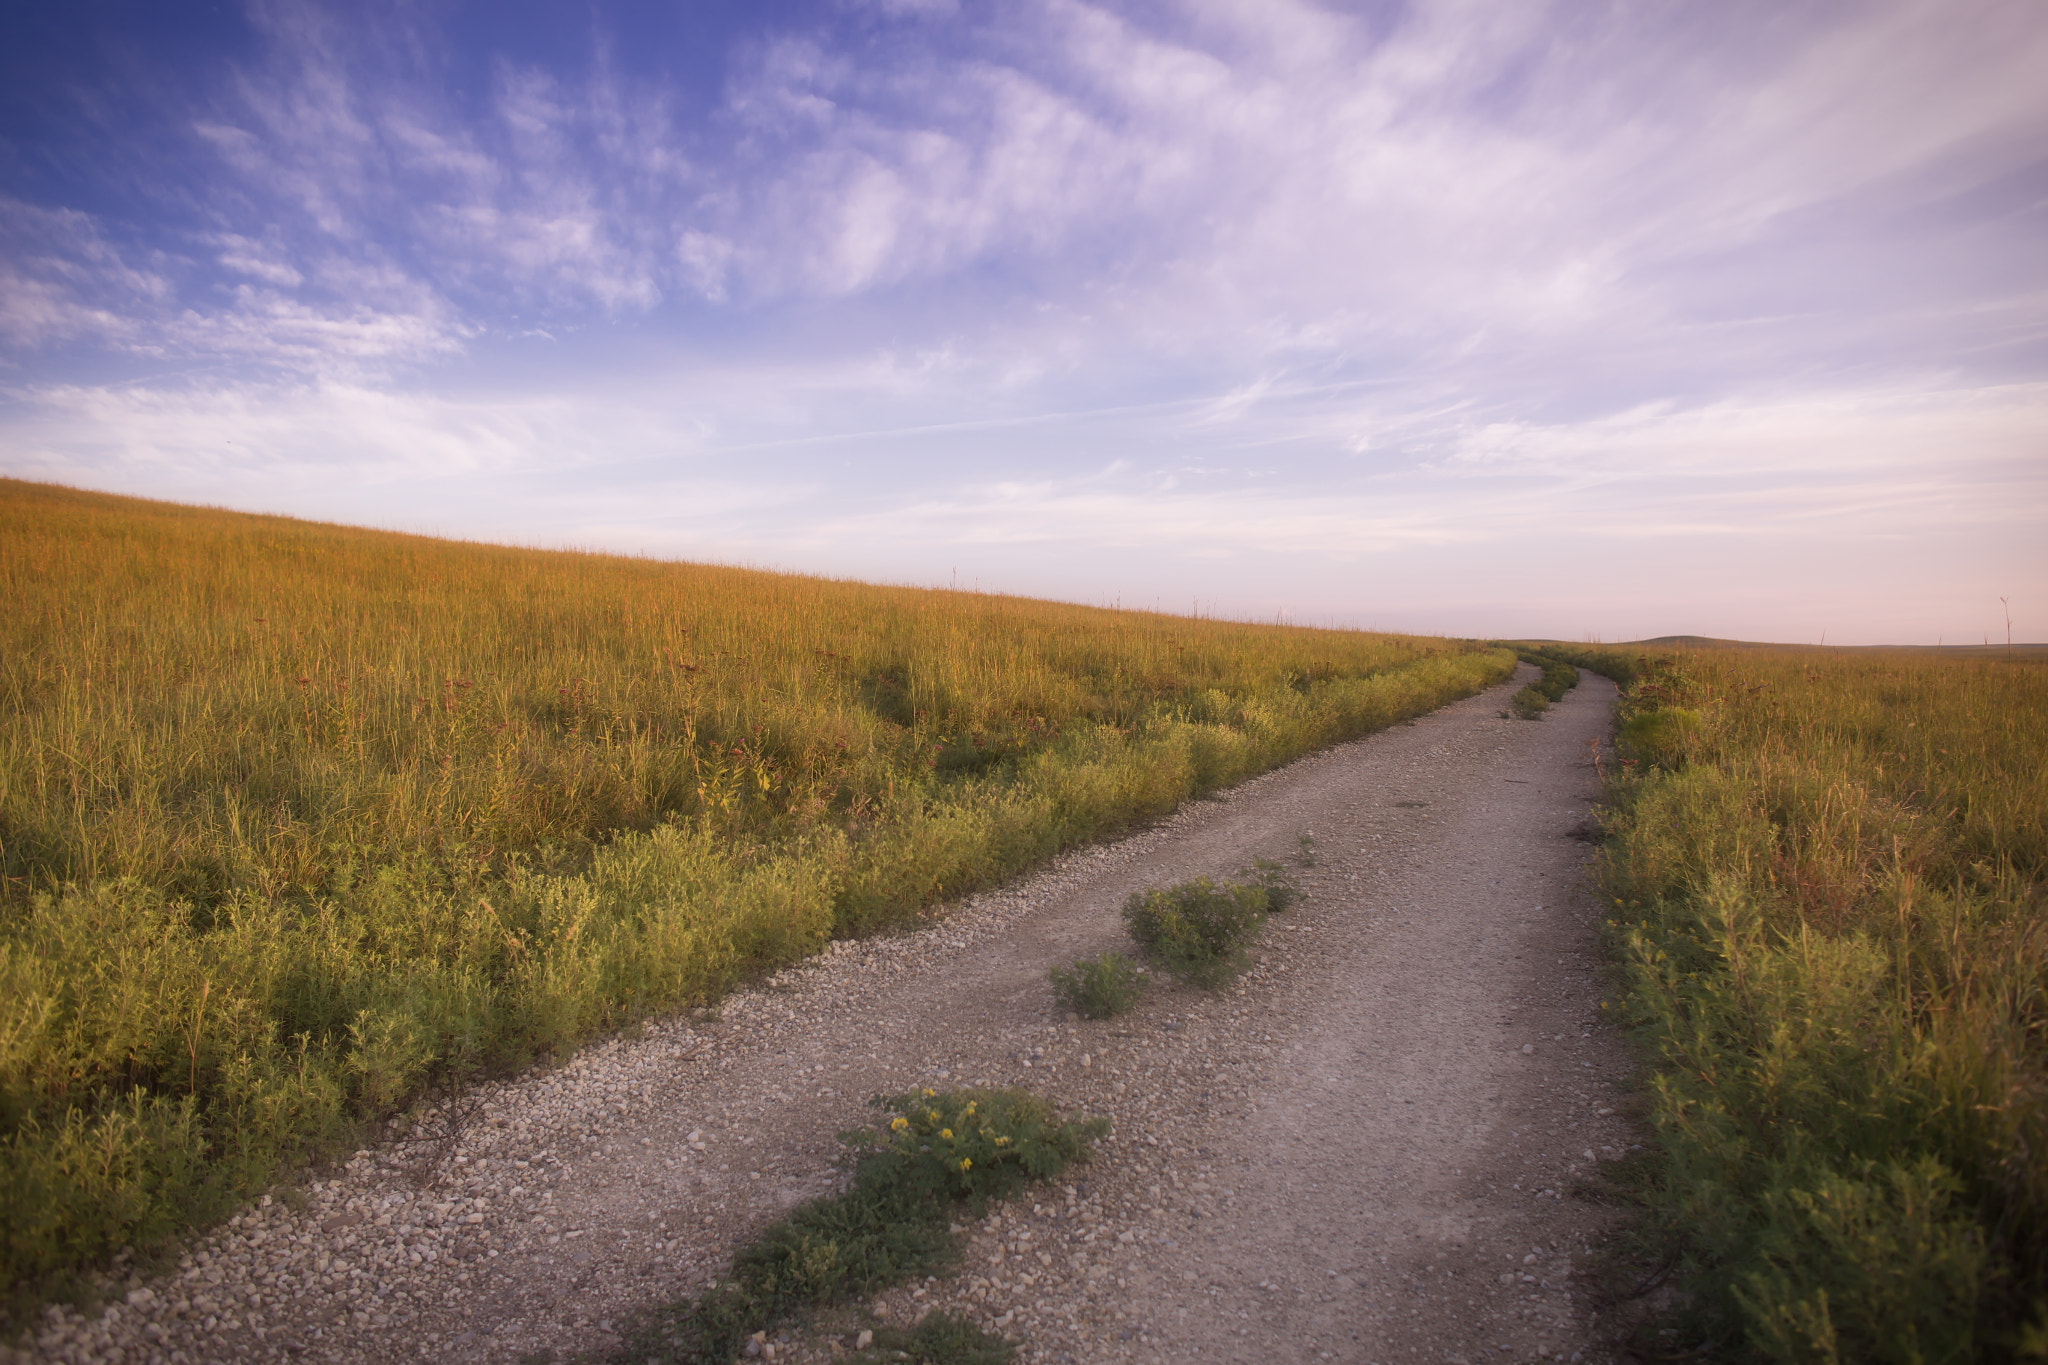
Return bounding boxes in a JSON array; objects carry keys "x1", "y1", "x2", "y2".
[{"x1": 14, "y1": 666, "x2": 1638, "y2": 1365}]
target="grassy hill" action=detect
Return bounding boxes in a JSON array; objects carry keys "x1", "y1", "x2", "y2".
[
  {"x1": 1524, "y1": 634, "x2": 2048, "y2": 659},
  {"x1": 0, "y1": 478, "x2": 1512, "y2": 1308}
]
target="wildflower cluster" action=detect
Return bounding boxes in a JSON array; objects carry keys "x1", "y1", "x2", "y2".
[{"x1": 863, "y1": 1087, "x2": 1111, "y2": 1206}]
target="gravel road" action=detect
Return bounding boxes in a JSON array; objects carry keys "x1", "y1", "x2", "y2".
[{"x1": 11, "y1": 664, "x2": 1637, "y2": 1365}]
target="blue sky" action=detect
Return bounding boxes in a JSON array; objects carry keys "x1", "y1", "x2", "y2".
[{"x1": 3, "y1": 0, "x2": 2044, "y2": 643}]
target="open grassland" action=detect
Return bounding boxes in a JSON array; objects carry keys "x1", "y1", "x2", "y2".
[
  {"x1": 1539, "y1": 641, "x2": 2048, "y2": 1363},
  {"x1": 0, "y1": 479, "x2": 1511, "y2": 1310}
]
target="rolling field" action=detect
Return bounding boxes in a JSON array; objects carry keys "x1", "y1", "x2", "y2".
[
  {"x1": 1541, "y1": 641, "x2": 2048, "y2": 1362},
  {"x1": 0, "y1": 478, "x2": 1512, "y2": 1308}
]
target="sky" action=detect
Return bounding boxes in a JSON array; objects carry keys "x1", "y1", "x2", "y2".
[{"x1": 2, "y1": 0, "x2": 2044, "y2": 644}]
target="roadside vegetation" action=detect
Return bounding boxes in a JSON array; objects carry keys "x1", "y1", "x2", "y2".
[
  {"x1": 617, "y1": 1086, "x2": 1105, "y2": 1364},
  {"x1": 0, "y1": 478, "x2": 1512, "y2": 1312},
  {"x1": 1506, "y1": 649, "x2": 1581, "y2": 719},
  {"x1": 1537, "y1": 641, "x2": 2048, "y2": 1362}
]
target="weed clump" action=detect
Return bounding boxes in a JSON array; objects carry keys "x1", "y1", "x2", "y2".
[
  {"x1": 1123, "y1": 875, "x2": 1280, "y2": 986},
  {"x1": 1049, "y1": 952, "x2": 1145, "y2": 1019},
  {"x1": 620, "y1": 1088, "x2": 1105, "y2": 1364},
  {"x1": 859, "y1": 1088, "x2": 1110, "y2": 1209},
  {"x1": 1247, "y1": 855, "x2": 1304, "y2": 911}
]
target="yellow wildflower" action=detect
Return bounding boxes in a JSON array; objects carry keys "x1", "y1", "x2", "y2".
[
  {"x1": 995, "y1": 1135, "x2": 1011, "y2": 1146},
  {"x1": 959, "y1": 1158, "x2": 972, "y2": 1171},
  {"x1": 890, "y1": 1117, "x2": 908, "y2": 1132},
  {"x1": 940, "y1": 1128, "x2": 953, "y2": 1140}
]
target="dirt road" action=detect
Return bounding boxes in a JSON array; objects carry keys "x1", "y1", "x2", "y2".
[{"x1": 24, "y1": 665, "x2": 1635, "y2": 1365}]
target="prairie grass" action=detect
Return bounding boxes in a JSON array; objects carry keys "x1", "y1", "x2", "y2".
[
  {"x1": 1539, "y1": 642, "x2": 2048, "y2": 1362},
  {"x1": 0, "y1": 478, "x2": 1511, "y2": 1307}
]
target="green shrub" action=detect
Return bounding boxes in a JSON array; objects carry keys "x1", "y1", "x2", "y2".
[
  {"x1": 1049, "y1": 952, "x2": 1145, "y2": 1019},
  {"x1": 1537, "y1": 660, "x2": 1579, "y2": 701},
  {"x1": 1122, "y1": 876, "x2": 1270, "y2": 986},
  {"x1": 861, "y1": 1087, "x2": 1111, "y2": 1209}
]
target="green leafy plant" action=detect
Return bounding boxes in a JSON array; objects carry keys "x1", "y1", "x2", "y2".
[
  {"x1": 861, "y1": 1087, "x2": 1112, "y2": 1210},
  {"x1": 1618, "y1": 706, "x2": 1702, "y2": 766},
  {"x1": 1122, "y1": 876, "x2": 1270, "y2": 986},
  {"x1": 617, "y1": 1088, "x2": 1105, "y2": 1364},
  {"x1": 1049, "y1": 952, "x2": 1145, "y2": 1019}
]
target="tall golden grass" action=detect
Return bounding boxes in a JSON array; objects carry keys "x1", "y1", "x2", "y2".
[
  {"x1": 0, "y1": 478, "x2": 1511, "y2": 1307},
  {"x1": 1547, "y1": 642, "x2": 2048, "y2": 1363}
]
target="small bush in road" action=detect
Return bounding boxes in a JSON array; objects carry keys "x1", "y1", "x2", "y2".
[
  {"x1": 860, "y1": 1087, "x2": 1111, "y2": 1209},
  {"x1": 1050, "y1": 951, "x2": 1146, "y2": 1019},
  {"x1": 1123, "y1": 876, "x2": 1271, "y2": 986}
]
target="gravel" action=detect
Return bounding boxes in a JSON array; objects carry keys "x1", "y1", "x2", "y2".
[{"x1": 6, "y1": 665, "x2": 1638, "y2": 1365}]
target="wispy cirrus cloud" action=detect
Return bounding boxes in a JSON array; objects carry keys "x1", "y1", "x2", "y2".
[{"x1": 0, "y1": 198, "x2": 169, "y2": 351}]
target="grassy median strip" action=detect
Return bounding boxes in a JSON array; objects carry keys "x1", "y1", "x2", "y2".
[
  {"x1": 1536, "y1": 642, "x2": 2048, "y2": 1364},
  {"x1": 615, "y1": 1088, "x2": 1107, "y2": 1365},
  {"x1": 1505, "y1": 649, "x2": 1581, "y2": 720}
]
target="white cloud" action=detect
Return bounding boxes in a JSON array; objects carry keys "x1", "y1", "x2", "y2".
[
  {"x1": 840, "y1": 0, "x2": 959, "y2": 18},
  {"x1": 0, "y1": 198, "x2": 169, "y2": 351},
  {"x1": 1432, "y1": 383, "x2": 2048, "y2": 482},
  {"x1": 213, "y1": 234, "x2": 305, "y2": 287}
]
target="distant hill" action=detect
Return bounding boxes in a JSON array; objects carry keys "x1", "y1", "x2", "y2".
[{"x1": 1517, "y1": 635, "x2": 2048, "y2": 659}]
